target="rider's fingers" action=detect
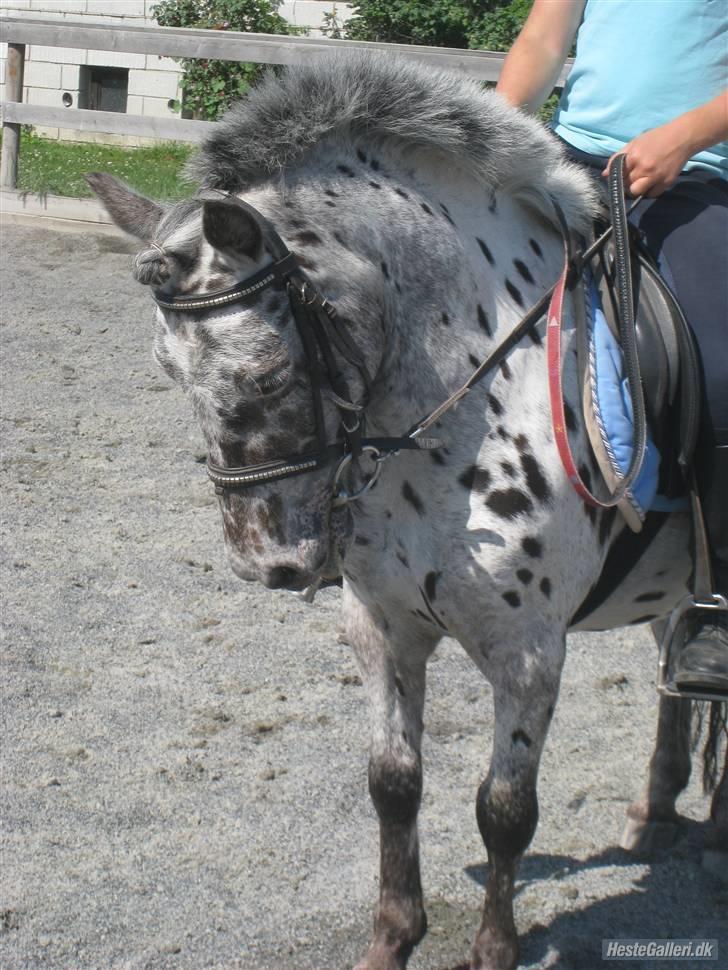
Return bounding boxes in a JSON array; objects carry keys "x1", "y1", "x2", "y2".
[{"x1": 629, "y1": 174, "x2": 664, "y2": 198}]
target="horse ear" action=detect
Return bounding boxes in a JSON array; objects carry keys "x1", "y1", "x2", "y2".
[
  {"x1": 202, "y1": 199, "x2": 263, "y2": 263},
  {"x1": 85, "y1": 172, "x2": 164, "y2": 242}
]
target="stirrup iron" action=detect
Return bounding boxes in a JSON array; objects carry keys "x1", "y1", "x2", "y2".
[
  {"x1": 656, "y1": 462, "x2": 727, "y2": 701},
  {"x1": 657, "y1": 592, "x2": 728, "y2": 702}
]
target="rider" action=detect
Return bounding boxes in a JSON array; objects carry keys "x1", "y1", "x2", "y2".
[{"x1": 496, "y1": 0, "x2": 728, "y2": 695}]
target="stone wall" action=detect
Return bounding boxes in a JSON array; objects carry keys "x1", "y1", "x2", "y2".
[{"x1": 0, "y1": 0, "x2": 353, "y2": 144}]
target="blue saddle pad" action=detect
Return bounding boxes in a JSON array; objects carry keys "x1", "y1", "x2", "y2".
[{"x1": 586, "y1": 277, "x2": 686, "y2": 519}]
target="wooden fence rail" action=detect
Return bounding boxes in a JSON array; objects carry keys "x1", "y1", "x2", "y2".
[{"x1": 0, "y1": 15, "x2": 568, "y2": 191}]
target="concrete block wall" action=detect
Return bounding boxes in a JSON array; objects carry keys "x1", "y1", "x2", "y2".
[{"x1": 1, "y1": 0, "x2": 353, "y2": 144}]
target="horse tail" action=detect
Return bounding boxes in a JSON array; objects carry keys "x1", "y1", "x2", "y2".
[{"x1": 691, "y1": 700, "x2": 728, "y2": 793}]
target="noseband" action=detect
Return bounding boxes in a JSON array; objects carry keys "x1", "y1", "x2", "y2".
[{"x1": 151, "y1": 196, "x2": 436, "y2": 505}]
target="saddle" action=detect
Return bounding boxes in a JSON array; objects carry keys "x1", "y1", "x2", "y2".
[
  {"x1": 568, "y1": 170, "x2": 728, "y2": 700},
  {"x1": 575, "y1": 192, "x2": 702, "y2": 528}
]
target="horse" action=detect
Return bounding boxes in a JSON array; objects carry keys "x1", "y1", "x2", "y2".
[{"x1": 88, "y1": 53, "x2": 727, "y2": 970}]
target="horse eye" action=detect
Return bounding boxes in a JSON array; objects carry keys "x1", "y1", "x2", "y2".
[{"x1": 256, "y1": 370, "x2": 290, "y2": 395}]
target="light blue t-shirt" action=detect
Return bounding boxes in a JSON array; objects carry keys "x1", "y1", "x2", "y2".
[{"x1": 552, "y1": 0, "x2": 728, "y2": 179}]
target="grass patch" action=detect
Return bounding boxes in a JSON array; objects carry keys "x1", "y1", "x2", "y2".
[{"x1": 9, "y1": 131, "x2": 194, "y2": 200}]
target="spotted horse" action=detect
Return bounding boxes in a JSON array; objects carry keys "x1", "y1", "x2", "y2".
[{"x1": 89, "y1": 53, "x2": 727, "y2": 970}]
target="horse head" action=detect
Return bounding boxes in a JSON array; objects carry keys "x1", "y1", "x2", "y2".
[{"x1": 87, "y1": 173, "x2": 385, "y2": 591}]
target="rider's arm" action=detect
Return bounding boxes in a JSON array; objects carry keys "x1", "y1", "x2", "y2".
[
  {"x1": 605, "y1": 90, "x2": 728, "y2": 197},
  {"x1": 495, "y1": 0, "x2": 585, "y2": 114}
]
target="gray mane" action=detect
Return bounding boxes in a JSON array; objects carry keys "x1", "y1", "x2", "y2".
[{"x1": 189, "y1": 52, "x2": 596, "y2": 231}]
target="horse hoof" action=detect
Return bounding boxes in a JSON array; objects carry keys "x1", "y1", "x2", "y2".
[
  {"x1": 471, "y1": 932, "x2": 519, "y2": 970},
  {"x1": 702, "y1": 849, "x2": 728, "y2": 884},
  {"x1": 353, "y1": 946, "x2": 406, "y2": 970},
  {"x1": 620, "y1": 815, "x2": 680, "y2": 855}
]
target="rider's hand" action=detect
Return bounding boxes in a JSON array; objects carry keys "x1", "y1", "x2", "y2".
[{"x1": 602, "y1": 120, "x2": 694, "y2": 198}]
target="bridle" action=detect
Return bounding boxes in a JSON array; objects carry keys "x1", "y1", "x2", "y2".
[
  {"x1": 152, "y1": 196, "x2": 439, "y2": 506},
  {"x1": 151, "y1": 162, "x2": 647, "y2": 510}
]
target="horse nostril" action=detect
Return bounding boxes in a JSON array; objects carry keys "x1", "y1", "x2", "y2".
[{"x1": 265, "y1": 565, "x2": 302, "y2": 590}]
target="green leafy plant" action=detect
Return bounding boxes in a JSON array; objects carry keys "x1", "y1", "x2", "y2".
[
  {"x1": 467, "y1": 0, "x2": 532, "y2": 51},
  {"x1": 152, "y1": 0, "x2": 297, "y2": 120},
  {"x1": 344, "y1": 0, "x2": 495, "y2": 49},
  {"x1": 344, "y1": 2, "x2": 560, "y2": 119},
  {"x1": 320, "y1": 3, "x2": 346, "y2": 40},
  {"x1": 344, "y1": 1, "x2": 534, "y2": 50}
]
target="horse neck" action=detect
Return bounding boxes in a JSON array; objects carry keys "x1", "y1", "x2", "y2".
[{"x1": 312, "y1": 149, "x2": 565, "y2": 439}]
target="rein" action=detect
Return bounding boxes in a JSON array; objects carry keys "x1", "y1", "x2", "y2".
[{"x1": 151, "y1": 163, "x2": 646, "y2": 510}]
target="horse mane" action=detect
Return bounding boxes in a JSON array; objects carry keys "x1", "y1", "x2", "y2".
[{"x1": 188, "y1": 52, "x2": 597, "y2": 232}]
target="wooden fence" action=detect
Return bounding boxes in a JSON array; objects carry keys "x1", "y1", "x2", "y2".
[{"x1": 0, "y1": 15, "x2": 569, "y2": 191}]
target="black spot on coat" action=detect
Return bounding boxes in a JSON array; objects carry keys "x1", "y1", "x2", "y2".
[
  {"x1": 522, "y1": 536, "x2": 542, "y2": 558},
  {"x1": 402, "y1": 481, "x2": 425, "y2": 515},
  {"x1": 529, "y1": 238, "x2": 544, "y2": 259},
  {"x1": 520, "y1": 453, "x2": 551, "y2": 503},
  {"x1": 512, "y1": 729, "x2": 532, "y2": 747},
  {"x1": 477, "y1": 304, "x2": 492, "y2": 337},
  {"x1": 564, "y1": 400, "x2": 578, "y2": 432},
  {"x1": 459, "y1": 465, "x2": 491, "y2": 493},
  {"x1": 514, "y1": 259, "x2": 535, "y2": 285},
  {"x1": 505, "y1": 279, "x2": 524, "y2": 307},
  {"x1": 487, "y1": 394, "x2": 502, "y2": 416},
  {"x1": 486, "y1": 488, "x2": 533, "y2": 519},
  {"x1": 503, "y1": 591, "x2": 521, "y2": 608},
  {"x1": 439, "y1": 203, "x2": 455, "y2": 226},
  {"x1": 517, "y1": 568, "x2": 533, "y2": 585},
  {"x1": 424, "y1": 570, "x2": 441, "y2": 601},
  {"x1": 295, "y1": 231, "x2": 323, "y2": 246},
  {"x1": 476, "y1": 237, "x2": 495, "y2": 265},
  {"x1": 540, "y1": 577, "x2": 552, "y2": 598}
]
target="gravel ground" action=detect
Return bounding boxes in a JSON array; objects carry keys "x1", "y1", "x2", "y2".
[{"x1": 1, "y1": 224, "x2": 726, "y2": 970}]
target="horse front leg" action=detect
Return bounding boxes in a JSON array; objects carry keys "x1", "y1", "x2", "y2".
[
  {"x1": 466, "y1": 633, "x2": 565, "y2": 970},
  {"x1": 345, "y1": 587, "x2": 438, "y2": 970}
]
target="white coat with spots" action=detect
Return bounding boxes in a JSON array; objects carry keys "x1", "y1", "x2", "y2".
[{"x1": 89, "y1": 53, "x2": 727, "y2": 970}]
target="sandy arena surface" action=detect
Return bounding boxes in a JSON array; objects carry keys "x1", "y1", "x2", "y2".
[{"x1": 1, "y1": 224, "x2": 726, "y2": 970}]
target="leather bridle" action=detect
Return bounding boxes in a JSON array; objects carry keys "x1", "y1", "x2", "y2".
[{"x1": 151, "y1": 196, "x2": 439, "y2": 506}]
